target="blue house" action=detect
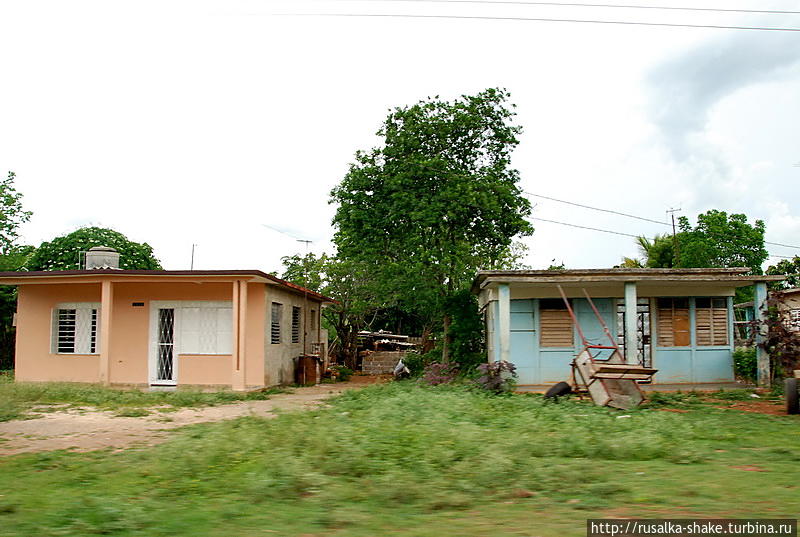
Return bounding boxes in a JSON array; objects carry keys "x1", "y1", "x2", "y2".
[{"x1": 473, "y1": 268, "x2": 782, "y2": 389}]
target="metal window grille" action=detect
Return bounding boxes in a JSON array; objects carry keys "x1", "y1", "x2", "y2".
[
  {"x1": 57, "y1": 309, "x2": 77, "y2": 353},
  {"x1": 90, "y1": 309, "x2": 97, "y2": 353},
  {"x1": 791, "y1": 309, "x2": 800, "y2": 331},
  {"x1": 291, "y1": 306, "x2": 301, "y2": 344},
  {"x1": 271, "y1": 303, "x2": 282, "y2": 344},
  {"x1": 157, "y1": 308, "x2": 175, "y2": 381}
]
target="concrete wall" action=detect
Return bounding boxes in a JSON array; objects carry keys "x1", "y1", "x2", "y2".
[
  {"x1": 14, "y1": 280, "x2": 274, "y2": 389},
  {"x1": 362, "y1": 350, "x2": 405, "y2": 375},
  {"x1": 263, "y1": 284, "x2": 324, "y2": 387}
]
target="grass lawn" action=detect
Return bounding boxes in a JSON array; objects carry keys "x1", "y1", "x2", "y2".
[
  {"x1": 0, "y1": 382, "x2": 798, "y2": 536},
  {"x1": 0, "y1": 374, "x2": 284, "y2": 421}
]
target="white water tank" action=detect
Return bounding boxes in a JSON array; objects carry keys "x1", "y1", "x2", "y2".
[{"x1": 85, "y1": 246, "x2": 120, "y2": 270}]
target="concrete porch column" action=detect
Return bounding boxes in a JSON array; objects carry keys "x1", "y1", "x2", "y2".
[
  {"x1": 99, "y1": 280, "x2": 113, "y2": 386},
  {"x1": 754, "y1": 281, "x2": 769, "y2": 387},
  {"x1": 231, "y1": 280, "x2": 248, "y2": 391},
  {"x1": 498, "y1": 283, "x2": 510, "y2": 363},
  {"x1": 624, "y1": 282, "x2": 638, "y2": 364}
]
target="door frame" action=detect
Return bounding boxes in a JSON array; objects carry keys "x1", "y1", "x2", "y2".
[{"x1": 148, "y1": 301, "x2": 181, "y2": 386}]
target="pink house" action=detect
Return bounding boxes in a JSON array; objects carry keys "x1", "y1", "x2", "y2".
[{"x1": 0, "y1": 268, "x2": 332, "y2": 390}]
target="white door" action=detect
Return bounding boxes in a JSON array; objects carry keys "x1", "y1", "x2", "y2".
[{"x1": 150, "y1": 303, "x2": 178, "y2": 386}]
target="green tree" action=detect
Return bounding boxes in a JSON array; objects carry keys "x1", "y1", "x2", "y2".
[
  {"x1": 26, "y1": 227, "x2": 162, "y2": 271},
  {"x1": 677, "y1": 211, "x2": 767, "y2": 273},
  {"x1": 330, "y1": 88, "x2": 533, "y2": 363},
  {"x1": 0, "y1": 171, "x2": 33, "y2": 369},
  {"x1": 280, "y1": 253, "x2": 384, "y2": 369},
  {"x1": 0, "y1": 172, "x2": 33, "y2": 256},
  {"x1": 766, "y1": 256, "x2": 800, "y2": 289}
]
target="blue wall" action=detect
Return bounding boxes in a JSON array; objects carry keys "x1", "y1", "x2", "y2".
[{"x1": 506, "y1": 296, "x2": 734, "y2": 386}]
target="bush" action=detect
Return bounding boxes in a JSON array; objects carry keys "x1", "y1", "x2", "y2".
[
  {"x1": 420, "y1": 362, "x2": 459, "y2": 386},
  {"x1": 475, "y1": 360, "x2": 517, "y2": 394},
  {"x1": 733, "y1": 347, "x2": 757, "y2": 382},
  {"x1": 329, "y1": 365, "x2": 353, "y2": 382}
]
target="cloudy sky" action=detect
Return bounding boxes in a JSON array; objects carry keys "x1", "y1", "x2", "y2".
[{"x1": 1, "y1": 0, "x2": 798, "y2": 273}]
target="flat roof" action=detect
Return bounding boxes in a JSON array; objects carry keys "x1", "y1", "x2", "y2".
[
  {"x1": 472, "y1": 267, "x2": 785, "y2": 294},
  {"x1": 0, "y1": 269, "x2": 335, "y2": 303}
]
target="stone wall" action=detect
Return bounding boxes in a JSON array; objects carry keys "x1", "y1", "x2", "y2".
[{"x1": 361, "y1": 350, "x2": 406, "y2": 375}]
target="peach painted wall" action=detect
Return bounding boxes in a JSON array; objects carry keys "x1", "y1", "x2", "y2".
[
  {"x1": 14, "y1": 280, "x2": 271, "y2": 388},
  {"x1": 108, "y1": 282, "x2": 233, "y2": 385},
  {"x1": 244, "y1": 283, "x2": 266, "y2": 388},
  {"x1": 179, "y1": 355, "x2": 233, "y2": 385},
  {"x1": 15, "y1": 284, "x2": 102, "y2": 383}
]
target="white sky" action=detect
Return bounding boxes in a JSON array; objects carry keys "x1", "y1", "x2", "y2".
[{"x1": 1, "y1": 0, "x2": 798, "y2": 273}]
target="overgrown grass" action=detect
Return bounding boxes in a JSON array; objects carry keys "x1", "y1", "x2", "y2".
[
  {"x1": 0, "y1": 382, "x2": 798, "y2": 536},
  {"x1": 0, "y1": 376, "x2": 285, "y2": 421}
]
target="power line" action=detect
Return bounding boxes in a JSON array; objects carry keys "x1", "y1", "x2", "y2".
[
  {"x1": 348, "y1": 0, "x2": 800, "y2": 16},
  {"x1": 525, "y1": 191, "x2": 800, "y2": 249},
  {"x1": 532, "y1": 217, "x2": 798, "y2": 259},
  {"x1": 531, "y1": 216, "x2": 645, "y2": 238},
  {"x1": 524, "y1": 191, "x2": 670, "y2": 226},
  {"x1": 282, "y1": 13, "x2": 800, "y2": 32}
]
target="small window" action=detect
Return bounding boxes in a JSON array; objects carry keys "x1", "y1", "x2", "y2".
[
  {"x1": 790, "y1": 309, "x2": 800, "y2": 331},
  {"x1": 657, "y1": 298, "x2": 690, "y2": 347},
  {"x1": 52, "y1": 303, "x2": 99, "y2": 354},
  {"x1": 310, "y1": 309, "x2": 316, "y2": 332},
  {"x1": 291, "y1": 306, "x2": 301, "y2": 344},
  {"x1": 539, "y1": 299, "x2": 573, "y2": 347},
  {"x1": 696, "y1": 297, "x2": 728, "y2": 346},
  {"x1": 271, "y1": 303, "x2": 282, "y2": 344}
]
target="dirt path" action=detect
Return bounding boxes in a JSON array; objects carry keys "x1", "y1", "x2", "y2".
[{"x1": 0, "y1": 377, "x2": 383, "y2": 456}]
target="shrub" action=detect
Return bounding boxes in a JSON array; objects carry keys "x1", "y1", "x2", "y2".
[
  {"x1": 420, "y1": 362, "x2": 459, "y2": 386},
  {"x1": 733, "y1": 347, "x2": 757, "y2": 383},
  {"x1": 329, "y1": 365, "x2": 353, "y2": 382},
  {"x1": 475, "y1": 360, "x2": 517, "y2": 394}
]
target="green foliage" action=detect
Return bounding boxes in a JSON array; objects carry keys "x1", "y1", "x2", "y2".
[
  {"x1": 280, "y1": 253, "x2": 384, "y2": 367},
  {"x1": 0, "y1": 246, "x2": 34, "y2": 370},
  {"x1": 26, "y1": 227, "x2": 162, "y2": 271},
  {"x1": 328, "y1": 365, "x2": 353, "y2": 382},
  {"x1": 330, "y1": 88, "x2": 533, "y2": 358},
  {"x1": 0, "y1": 376, "x2": 283, "y2": 422},
  {"x1": 639, "y1": 213, "x2": 767, "y2": 274},
  {"x1": 442, "y1": 289, "x2": 485, "y2": 371},
  {"x1": 733, "y1": 347, "x2": 757, "y2": 383},
  {"x1": 676, "y1": 210, "x2": 767, "y2": 273},
  {"x1": 1, "y1": 382, "x2": 799, "y2": 536},
  {"x1": 0, "y1": 172, "x2": 33, "y2": 256},
  {"x1": 475, "y1": 360, "x2": 517, "y2": 394},
  {"x1": 766, "y1": 256, "x2": 800, "y2": 290}
]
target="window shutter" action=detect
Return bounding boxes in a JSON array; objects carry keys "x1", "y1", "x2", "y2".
[
  {"x1": 695, "y1": 298, "x2": 728, "y2": 347},
  {"x1": 539, "y1": 300, "x2": 573, "y2": 348},
  {"x1": 657, "y1": 298, "x2": 690, "y2": 347}
]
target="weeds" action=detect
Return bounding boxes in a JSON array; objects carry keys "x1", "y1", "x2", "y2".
[{"x1": 0, "y1": 375, "x2": 285, "y2": 422}]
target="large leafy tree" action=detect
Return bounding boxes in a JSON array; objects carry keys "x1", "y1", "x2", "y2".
[
  {"x1": 766, "y1": 256, "x2": 800, "y2": 290},
  {"x1": 0, "y1": 172, "x2": 33, "y2": 256},
  {"x1": 330, "y1": 88, "x2": 533, "y2": 361},
  {"x1": 280, "y1": 253, "x2": 383, "y2": 368},
  {"x1": 633, "y1": 211, "x2": 767, "y2": 274},
  {"x1": 676, "y1": 210, "x2": 767, "y2": 273},
  {"x1": 0, "y1": 171, "x2": 33, "y2": 369},
  {"x1": 26, "y1": 227, "x2": 162, "y2": 271}
]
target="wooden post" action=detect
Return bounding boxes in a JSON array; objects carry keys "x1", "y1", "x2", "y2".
[
  {"x1": 498, "y1": 283, "x2": 510, "y2": 364},
  {"x1": 754, "y1": 281, "x2": 770, "y2": 387}
]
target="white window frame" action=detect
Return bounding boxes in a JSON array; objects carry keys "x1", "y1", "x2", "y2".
[
  {"x1": 150, "y1": 301, "x2": 233, "y2": 356},
  {"x1": 148, "y1": 301, "x2": 233, "y2": 386},
  {"x1": 51, "y1": 302, "x2": 100, "y2": 355}
]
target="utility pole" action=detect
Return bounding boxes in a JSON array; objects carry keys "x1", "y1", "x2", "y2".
[
  {"x1": 190, "y1": 244, "x2": 197, "y2": 270},
  {"x1": 666, "y1": 208, "x2": 681, "y2": 267}
]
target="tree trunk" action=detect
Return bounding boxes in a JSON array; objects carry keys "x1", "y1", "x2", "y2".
[{"x1": 442, "y1": 314, "x2": 452, "y2": 364}]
